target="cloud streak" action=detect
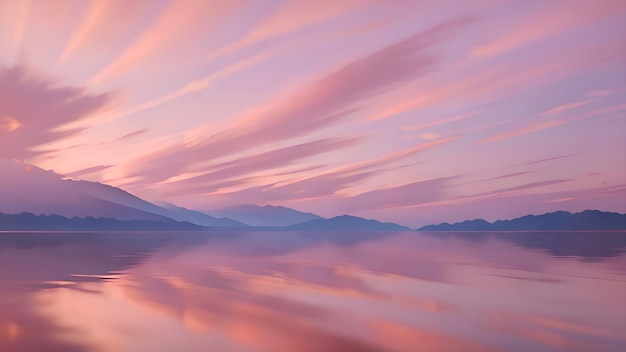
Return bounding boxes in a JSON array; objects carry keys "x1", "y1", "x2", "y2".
[
  {"x1": 189, "y1": 137, "x2": 459, "y2": 208},
  {"x1": 401, "y1": 109, "x2": 487, "y2": 132},
  {"x1": 64, "y1": 164, "x2": 112, "y2": 179},
  {"x1": 510, "y1": 154, "x2": 579, "y2": 168},
  {"x1": 2, "y1": 1, "x2": 624, "y2": 224},
  {"x1": 160, "y1": 137, "x2": 364, "y2": 196},
  {"x1": 127, "y1": 17, "x2": 475, "y2": 185},
  {"x1": 338, "y1": 177, "x2": 455, "y2": 212},
  {"x1": 88, "y1": 0, "x2": 244, "y2": 84},
  {"x1": 478, "y1": 103, "x2": 626, "y2": 144},
  {"x1": 204, "y1": 0, "x2": 374, "y2": 61},
  {"x1": 0, "y1": 63, "x2": 113, "y2": 159}
]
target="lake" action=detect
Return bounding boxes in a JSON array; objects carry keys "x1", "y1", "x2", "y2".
[{"x1": 0, "y1": 231, "x2": 625, "y2": 352}]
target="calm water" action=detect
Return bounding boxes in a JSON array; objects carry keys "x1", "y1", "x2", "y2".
[{"x1": 0, "y1": 231, "x2": 625, "y2": 352}]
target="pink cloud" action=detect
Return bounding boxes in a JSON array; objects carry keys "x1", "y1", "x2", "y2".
[
  {"x1": 510, "y1": 154, "x2": 579, "y2": 168},
  {"x1": 458, "y1": 171, "x2": 534, "y2": 186},
  {"x1": 187, "y1": 137, "x2": 459, "y2": 207},
  {"x1": 0, "y1": 63, "x2": 113, "y2": 159},
  {"x1": 337, "y1": 177, "x2": 455, "y2": 212},
  {"x1": 88, "y1": 0, "x2": 244, "y2": 84},
  {"x1": 63, "y1": 164, "x2": 113, "y2": 179},
  {"x1": 114, "y1": 128, "x2": 148, "y2": 142},
  {"x1": 332, "y1": 136, "x2": 459, "y2": 176},
  {"x1": 584, "y1": 89, "x2": 623, "y2": 98},
  {"x1": 481, "y1": 179, "x2": 574, "y2": 196},
  {"x1": 204, "y1": 170, "x2": 379, "y2": 206},
  {"x1": 538, "y1": 99, "x2": 595, "y2": 116},
  {"x1": 451, "y1": 179, "x2": 575, "y2": 204},
  {"x1": 204, "y1": 0, "x2": 386, "y2": 61},
  {"x1": 478, "y1": 103, "x2": 626, "y2": 144},
  {"x1": 419, "y1": 133, "x2": 440, "y2": 140},
  {"x1": 478, "y1": 120, "x2": 566, "y2": 144},
  {"x1": 401, "y1": 109, "x2": 487, "y2": 132},
  {"x1": 483, "y1": 171, "x2": 533, "y2": 182},
  {"x1": 57, "y1": 0, "x2": 115, "y2": 63},
  {"x1": 2, "y1": 0, "x2": 29, "y2": 50},
  {"x1": 2, "y1": 1, "x2": 624, "y2": 224},
  {"x1": 126, "y1": 18, "x2": 474, "y2": 185},
  {"x1": 368, "y1": 19, "x2": 625, "y2": 123},
  {"x1": 542, "y1": 197, "x2": 576, "y2": 204},
  {"x1": 97, "y1": 51, "x2": 274, "y2": 127},
  {"x1": 470, "y1": 0, "x2": 626, "y2": 60},
  {"x1": 159, "y1": 137, "x2": 364, "y2": 195}
]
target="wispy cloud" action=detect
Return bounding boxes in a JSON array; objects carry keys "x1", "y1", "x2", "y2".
[
  {"x1": 487, "y1": 179, "x2": 573, "y2": 195},
  {"x1": 183, "y1": 137, "x2": 459, "y2": 208},
  {"x1": 478, "y1": 120, "x2": 565, "y2": 144},
  {"x1": 456, "y1": 179, "x2": 574, "y2": 202},
  {"x1": 159, "y1": 137, "x2": 364, "y2": 195},
  {"x1": 2, "y1": 0, "x2": 624, "y2": 223},
  {"x1": 368, "y1": 16, "x2": 626, "y2": 124},
  {"x1": 0, "y1": 63, "x2": 113, "y2": 159},
  {"x1": 338, "y1": 177, "x2": 455, "y2": 212},
  {"x1": 56, "y1": 0, "x2": 120, "y2": 64},
  {"x1": 470, "y1": 0, "x2": 625, "y2": 60},
  {"x1": 478, "y1": 103, "x2": 626, "y2": 144},
  {"x1": 542, "y1": 197, "x2": 576, "y2": 204},
  {"x1": 93, "y1": 51, "x2": 273, "y2": 127},
  {"x1": 88, "y1": 0, "x2": 243, "y2": 84},
  {"x1": 204, "y1": 0, "x2": 375, "y2": 61},
  {"x1": 126, "y1": 18, "x2": 474, "y2": 185},
  {"x1": 0, "y1": 115, "x2": 21, "y2": 132},
  {"x1": 401, "y1": 109, "x2": 487, "y2": 132},
  {"x1": 115, "y1": 128, "x2": 148, "y2": 142},
  {"x1": 457, "y1": 171, "x2": 533, "y2": 186},
  {"x1": 584, "y1": 88, "x2": 623, "y2": 98},
  {"x1": 9, "y1": 0, "x2": 30, "y2": 49},
  {"x1": 63, "y1": 164, "x2": 112, "y2": 179},
  {"x1": 510, "y1": 154, "x2": 579, "y2": 168},
  {"x1": 538, "y1": 99, "x2": 595, "y2": 117}
]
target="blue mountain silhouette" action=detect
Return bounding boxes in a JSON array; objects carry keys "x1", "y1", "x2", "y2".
[{"x1": 419, "y1": 210, "x2": 626, "y2": 231}]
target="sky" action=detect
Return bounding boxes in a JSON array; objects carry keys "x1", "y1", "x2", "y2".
[{"x1": 0, "y1": 0, "x2": 625, "y2": 227}]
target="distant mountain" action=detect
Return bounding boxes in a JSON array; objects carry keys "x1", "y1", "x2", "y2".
[
  {"x1": 0, "y1": 158, "x2": 170, "y2": 222},
  {"x1": 0, "y1": 158, "x2": 245, "y2": 227},
  {"x1": 0, "y1": 159, "x2": 409, "y2": 231},
  {"x1": 159, "y1": 202, "x2": 248, "y2": 228},
  {"x1": 209, "y1": 204, "x2": 323, "y2": 227},
  {"x1": 0, "y1": 212, "x2": 201, "y2": 231},
  {"x1": 282, "y1": 215, "x2": 411, "y2": 231},
  {"x1": 418, "y1": 210, "x2": 626, "y2": 231}
]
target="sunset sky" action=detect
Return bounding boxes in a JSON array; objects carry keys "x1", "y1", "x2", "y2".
[{"x1": 1, "y1": 0, "x2": 625, "y2": 226}]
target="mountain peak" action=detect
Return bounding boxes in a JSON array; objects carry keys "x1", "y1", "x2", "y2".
[
  {"x1": 0, "y1": 162, "x2": 246, "y2": 227},
  {"x1": 285, "y1": 214, "x2": 410, "y2": 231},
  {"x1": 209, "y1": 204, "x2": 323, "y2": 227},
  {"x1": 419, "y1": 210, "x2": 626, "y2": 231}
]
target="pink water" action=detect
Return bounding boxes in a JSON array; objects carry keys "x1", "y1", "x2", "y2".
[{"x1": 1, "y1": 231, "x2": 625, "y2": 352}]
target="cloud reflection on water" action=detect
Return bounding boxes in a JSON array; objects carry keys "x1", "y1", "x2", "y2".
[{"x1": 0, "y1": 231, "x2": 625, "y2": 352}]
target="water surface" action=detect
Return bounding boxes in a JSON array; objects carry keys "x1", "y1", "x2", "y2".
[{"x1": 0, "y1": 231, "x2": 625, "y2": 352}]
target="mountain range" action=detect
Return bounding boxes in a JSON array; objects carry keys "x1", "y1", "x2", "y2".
[
  {"x1": 3, "y1": 159, "x2": 625, "y2": 232},
  {"x1": 0, "y1": 158, "x2": 242, "y2": 227},
  {"x1": 281, "y1": 215, "x2": 411, "y2": 231},
  {"x1": 0, "y1": 158, "x2": 409, "y2": 231},
  {"x1": 208, "y1": 204, "x2": 322, "y2": 227},
  {"x1": 0, "y1": 212, "x2": 200, "y2": 231},
  {"x1": 418, "y1": 210, "x2": 626, "y2": 231}
]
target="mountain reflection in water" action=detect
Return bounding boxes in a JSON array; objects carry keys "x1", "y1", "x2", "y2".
[{"x1": 0, "y1": 231, "x2": 625, "y2": 352}]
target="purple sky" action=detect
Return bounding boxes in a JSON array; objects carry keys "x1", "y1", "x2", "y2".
[{"x1": 1, "y1": 0, "x2": 625, "y2": 227}]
